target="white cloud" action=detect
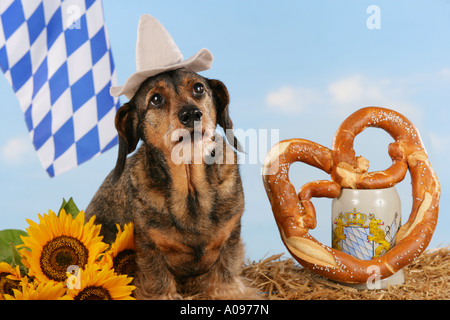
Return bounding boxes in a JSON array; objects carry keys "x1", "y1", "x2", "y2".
[
  {"x1": 328, "y1": 74, "x2": 366, "y2": 104},
  {"x1": 440, "y1": 67, "x2": 450, "y2": 79},
  {"x1": 1, "y1": 136, "x2": 35, "y2": 165},
  {"x1": 265, "y1": 85, "x2": 323, "y2": 114},
  {"x1": 428, "y1": 133, "x2": 450, "y2": 153},
  {"x1": 265, "y1": 74, "x2": 422, "y2": 123},
  {"x1": 266, "y1": 86, "x2": 298, "y2": 112}
]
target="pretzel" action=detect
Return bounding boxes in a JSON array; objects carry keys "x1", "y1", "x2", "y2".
[{"x1": 262, "y1": 107, "x2": 440, "y2": 283}]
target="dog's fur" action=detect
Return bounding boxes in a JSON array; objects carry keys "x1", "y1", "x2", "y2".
[{"x1": 85, "y1": 68, "x2": 257, "y2": 299}]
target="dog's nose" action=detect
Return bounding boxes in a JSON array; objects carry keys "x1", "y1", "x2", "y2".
[{"x1": 178, "y1": 106, "x2": 203, "y2": 128}]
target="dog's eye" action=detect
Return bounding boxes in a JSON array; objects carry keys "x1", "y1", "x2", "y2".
[
  {"x1": 193, "y1": 83, "x2": 205, "y2": 95},
  {"x1": 150, "y1": 93, "x2": 163, "y2": 106}
]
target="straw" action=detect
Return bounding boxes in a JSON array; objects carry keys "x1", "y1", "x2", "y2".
[{"x1": 241, "y1": 247, "x2": 449, "y2": 300}]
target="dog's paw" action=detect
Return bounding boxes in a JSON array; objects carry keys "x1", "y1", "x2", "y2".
[
  {"x1": 134, "y1": 288, "x2": 183, "y2": 300},
  {"x1": 133, "y1": 273, "x2": 182, "y2": 300},
  {"x1": 156, "y1": 292, "x2": 183, "y2": 300},
  {"x1": 207, "y1": 277, "x2": 263, "y2": 300}
]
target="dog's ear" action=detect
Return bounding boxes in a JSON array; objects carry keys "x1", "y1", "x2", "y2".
[
  {"x1": 209, "y1": 79, "x2": 231, "y2": 129},
  {"x1": 112, "y1": 101, "x2": 140, "y2": 182},
  {"x1": 209, "y1": 79, "x2": 243, "y2": 152}
]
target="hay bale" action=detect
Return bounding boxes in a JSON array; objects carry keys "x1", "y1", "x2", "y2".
[{"x1": 242, "y1": 247, "x2": 449, "y2": 300}]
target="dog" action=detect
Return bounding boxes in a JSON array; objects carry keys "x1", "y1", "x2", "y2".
[{"x1": 85, "y1": 68, "x2": 258, "y2": 299}]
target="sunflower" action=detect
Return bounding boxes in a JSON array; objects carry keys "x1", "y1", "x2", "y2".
[
  {"x1": 66, "y1": 264, "x2": 135, "y2": 300},
  {"x1": 4, "y1": 278, "x2": 70, "y2": 300},
  {"x1": 0, "y1": 262, "x2": 23, "y2": 299},
  {"x1": 101, "y1": 223, "x2": 137, "y2": 277},
  {"x1": 19, "y1": 209, "x2": 108, "y2": 283}
]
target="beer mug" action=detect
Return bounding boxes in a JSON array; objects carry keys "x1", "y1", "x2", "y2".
[{"x1": 332, "y1": 187, "x2": 405, "y2": 289}]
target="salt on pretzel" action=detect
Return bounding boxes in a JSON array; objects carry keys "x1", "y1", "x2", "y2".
[{"x1": 262, "y1": 107, "x2": 440, "y2": 283}]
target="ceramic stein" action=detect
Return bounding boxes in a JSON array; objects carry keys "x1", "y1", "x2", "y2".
[{"x1": 331, "y1": 187, "x2": 404, "y2": 288}]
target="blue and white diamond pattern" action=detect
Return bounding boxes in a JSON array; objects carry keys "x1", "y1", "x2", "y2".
[
  {"x1": 0, "y1": 0, "x2": 120, "y2": 177},
  {"x1": 342, "y1": 226, "x2": 374, "y2": 261},
  {"x1": 388, "y1": 214, "x2": 399, "y2": 247}
]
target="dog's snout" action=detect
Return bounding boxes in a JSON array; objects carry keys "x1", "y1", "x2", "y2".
[{"x1": 178, "y1": 105, "x2": 203, "y2": 128}]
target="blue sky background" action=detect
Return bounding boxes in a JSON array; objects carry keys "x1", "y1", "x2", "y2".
[{"x1": 0, "y1": 0, "x2": 449, "y2": 261}]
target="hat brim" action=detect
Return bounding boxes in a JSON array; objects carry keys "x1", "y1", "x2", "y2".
[{"x1": 110, "y1": 48, "x2": 213, "y2": 100}]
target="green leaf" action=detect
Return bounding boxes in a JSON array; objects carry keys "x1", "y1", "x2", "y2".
[
  {"x1": 9, "y1": 242, "x2": 26, "y2": 270},
  {"x1": 0, "y1": 229, "x2": 27, "y2": 265},
  {"x1": 58, "y1": 197, "x2": 80, "y2": 218}
]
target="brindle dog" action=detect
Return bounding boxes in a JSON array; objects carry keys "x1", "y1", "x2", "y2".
[{"x1": 85, "y1": 68, "x2": 258, "y2": 299}]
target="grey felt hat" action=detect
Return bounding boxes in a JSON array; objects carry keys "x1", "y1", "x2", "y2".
[{"x1": 110, "y1": 14, "x2": 213, "y2": 99}]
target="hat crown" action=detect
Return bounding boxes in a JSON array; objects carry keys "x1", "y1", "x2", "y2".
[
  {"x1": 136, "y1": 15, "x2": 184, "y2": 71},
  {"x1": 110, "y1": 14, "x2": 213, "y2": 99}
]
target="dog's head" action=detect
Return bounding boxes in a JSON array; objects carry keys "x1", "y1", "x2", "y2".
[{"x1": 112, "y1": 68, "x2": 238, "y2": 180}]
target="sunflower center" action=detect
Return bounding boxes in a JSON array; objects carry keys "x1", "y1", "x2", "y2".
[
  {"x1": 40, "y1": 236, "x2": 89, "y2": 282},
  {"x1": 0, "y1": 273, "x2": 20, "y2": 297},
  {"x1": 75, "y1": 286, "x2": 111, "y2": 300},
  {"x1": 113, "y1": 249, "x2": 137, "y2": 277}
]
